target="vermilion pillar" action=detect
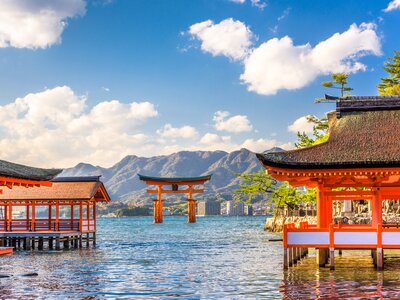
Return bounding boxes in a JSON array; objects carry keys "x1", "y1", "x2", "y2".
[
  {"x1": 154, "y1": 186, "x2": 163, "y2": 223},
  {"x1": 187, "y1": 199, "x2": 196, "y2": 223},
  {"x1": 317, "y1": 184, "x2": 327, "y2": 228},
  {"x1": 372, "y1": 188, "x2": 382, "y2": 227},
  {"x1": 187, "y1": 186, "x2": 196, "y2": 223}
]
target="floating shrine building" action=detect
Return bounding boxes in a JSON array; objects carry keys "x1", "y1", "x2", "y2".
[
  {"x1": 257, "y1": 96, "x2": 400, "y2": 270},
  {"x1": 0, "y1": 163, "x2": 110, "y2": 250}
]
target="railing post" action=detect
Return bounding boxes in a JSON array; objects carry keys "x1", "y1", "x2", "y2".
[
  {"x1": 377, "y1": 223, "x2": 383, "y2": 270},
  {"x1": 329, "y1": 223, "x2": 335, "y2": 270},
  {"x1": 283, "y1": 224, "x2": 288, "y2": 269}
]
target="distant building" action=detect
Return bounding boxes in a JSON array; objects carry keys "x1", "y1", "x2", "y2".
[
  {"x1": 197, "y1": 201, "x2": 221, "y2": 216},
  {"x1": 244, "y1": 205, "x2": 253, "y2": 216},
  {"x1": 226, "y1": 201, "x2": 244, "y2": 216}
]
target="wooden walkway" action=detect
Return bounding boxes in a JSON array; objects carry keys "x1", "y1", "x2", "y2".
[{"x1": 0, "y1": 231, "x2": 96, "y2": 251}]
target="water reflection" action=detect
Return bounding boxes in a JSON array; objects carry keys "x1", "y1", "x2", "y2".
[{"x1": 280, "y1": 251, "x2": 400, "y2": 299}]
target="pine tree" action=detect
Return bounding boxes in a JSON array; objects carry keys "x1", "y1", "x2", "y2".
[
  {"x1": 321, "y1": 73, "x2": 353, "y2": 97},
  {"x1": 378, "y1": 50, "x2": 400, "y2": 96}
]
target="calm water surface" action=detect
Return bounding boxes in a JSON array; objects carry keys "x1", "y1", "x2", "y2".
[{"x1": 1, "y1": 216, "x2": 400, "y2": 299}]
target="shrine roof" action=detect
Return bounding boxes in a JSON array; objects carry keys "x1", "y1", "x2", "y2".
[
  {"x1": 0, "y1": 160, "x2": 62, "y2": 181},
  {"x1": 257, "y1": 95, "x2": 400, "y2": 170},
  {"x1": 0, "y1": 177, "x2": 110, "y2": 202},
  {"x1": 138, "y1": 174, "x2": 212, "y2": 184}
]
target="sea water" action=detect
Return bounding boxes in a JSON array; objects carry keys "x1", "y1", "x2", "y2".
[{"x1": 0, "y1": 216, "x2": 399, "y2": 299}]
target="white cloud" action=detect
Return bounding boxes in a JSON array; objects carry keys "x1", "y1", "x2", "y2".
[
  {"x1": 241, "y1": 138, "x2": 277, "y2": 152},
  {"x1": 0, "y1": 86, "x2": 158, "y2": 167},
  {"x1": 240, "y1": 23, "x2": 381, "y2": 95},
  {"x1": 384, "y1": 0, "x2": 400, "y2": 12},
  {"x1": 213, "y1": 111, "x2": 253, "y2": 133},
  {"x1": 157, "y1": 124, "x2": 198, "y2": 139},
  {"x1": 229, "y1": 0, "x2": 267, "y2": 9},
  {"x1": 198, "y1": 133, "x2": 280, "y2": 153},
  {"x1": 250, "y1": 0, "x2": 267, "y2": 10},
  {"x1": 189, "y1": 18, "x2": 254, "y2": 61},
  {"x1": 0, "y1": 0, "x2": 85, "y2": 49},
  {"x1": 189, "y1": 20, "x2": 381, "y2": 96},
  {"x1": 277, "y1": 7, "x2": 291, "y2": 21},
  {"x1": 288, "y1": 116, "x2": 315, "y2": 133}
]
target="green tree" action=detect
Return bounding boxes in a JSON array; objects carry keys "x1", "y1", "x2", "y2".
[
  {"x1": 321, "y1": 73, "x2": 353, "y2": 97},
  {"x1": 234, "y1": 169, "x2": 277, "y2": 204},
  {"x1": 378, "y1": 50, "x2": 400, "y2": 96},
  {"x1": 269, "y1": 183, "x2": 316, "y2": 231},
  {"x1": 295, "y1": 115, "x2": 329, "y2": 149}
]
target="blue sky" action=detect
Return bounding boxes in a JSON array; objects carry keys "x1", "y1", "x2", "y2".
[{"x1": 0, "y1": 0, "x2": 399, "y2": 168}]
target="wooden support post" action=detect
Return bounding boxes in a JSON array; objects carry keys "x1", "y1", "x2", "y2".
[
  {"x1": 55, "y1": 237, "x2": 60, "y2": 250},
  {"x1": 49, "y1": 237, "x2": 53, "y2": 250},
  {"x1": 32, "y1": 201, "x2": 36, "y2": 232},
  {"x1": 187, "y1": 186, "x2": 196, "y2": 223},
  {"x1": 317, "y1": 184, "x2": 327, "y2": 228},
  {"x1": 23, "y1": 238, "x2": 27, "y2": 250},
  {"x1": 8, "y1": 202, "x2": 12, "y2": 232},
  {"x1": 86, "y1": 233, "x2": 90, "y2": 247},
  {"x1": 372, "y1": 189, "x2": 382, "y2": 227},
  {"x1": 154, "y1": 186, "x2": 163, "y2": 223},
  {"x1": 283, "y1": 224, "x2": 288, "y2": 269},
  {"x1": 74, "y1": 236, "x2": 78, "y2": 248},
  {"x1": 93, "y1": 232, "x2": 96, "y2": 246},
  {"x1": 79, "y1": 234, "x2": 83, "y2": 248},
  {"x1": 288, "y1": 248, "x2": 293, "y2": 266},
  {"x1": 283, "y1": 247, "x2": 288, "y2": 269},
  {"x1": 377, "y1": 248, "x2": 383, "y2": 270},
  {"x1": 64, "y1": 237, "x2": 70, "y2": 249},
  {"x1": 187, "y1": 199, "x2": 196, "y2": 223},
  {"x1": 56, "y1": 201, "x2": 59, "y2": 231},
  {"x1": 87, "y1": 202, "x2": 90, "y2": 232},
  {"x1": 377, "y1": 223, "x2": 383, "y2": 270},
  {"x1": 26, "y1": 205, "x2": 30, "y2": 231},
  {"x1": 26, "y1": 238, "x2": 31, "y2": 250},
  {"x1": 71, "y1": 204, "x2": 74, "y2": 230},
  {"x1": 329, "y1": 248, "x2": 335, "y2": 270},
  {"x1": 317, "y1": 249, "x2": 328, "y2": 267},
  {"x1": 293, "y1": 248, "x2": 297, "y2": 264},
  {"x1": 79, "y1": 202, "x2": 83, "y2": 232},
  {"x1": 48, "y1": 204, "x2": 52, "y2": 230},
  {"x1": 31, "y1": 238, "x2": 35, "y2": 250},
  {"x1": 4, "y1": 204, "x2": 7, "y2": 232},
  {"x1": 93, "y1": 202, "x2": 96, "y2": 232},
  {"x1": 38, "y1": 237, "x2": 44, "y2": 250},
  {"x1": 329, "y1": 223, "x2": 335, "y2": 270}
]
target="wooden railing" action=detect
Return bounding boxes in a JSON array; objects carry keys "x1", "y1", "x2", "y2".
[
  {"x1": 283, "y1": 222, "x2": 400, "y2": 249},
  {"x1": 0, "y1": 219, "x2": 86, "y2": 232}
]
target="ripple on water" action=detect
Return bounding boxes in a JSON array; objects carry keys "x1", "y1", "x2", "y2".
[{"x1": 1, "y1": 216, "x2": 400, "y2": 299}]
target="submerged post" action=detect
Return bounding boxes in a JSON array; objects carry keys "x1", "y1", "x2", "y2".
[
  {"x1": 187, "y1": 186, "x2": 196, "y2": 223},
  {"x1": 377, "y1": 223, "x2": 383, "y2": 270},
  {"x1": 187, "y1": 199, "x2": 196, "y2": 223},
  {"x1": 329, "y1": 223, "x2": 335, "y2": 270}
]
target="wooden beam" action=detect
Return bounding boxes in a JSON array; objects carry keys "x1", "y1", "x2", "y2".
[
  {"x1": 146, "y1": 188, "x2": 204, "y2": 194},
  {"x1": 143, "y1": 180, "x2": 207, "y2": 186}
]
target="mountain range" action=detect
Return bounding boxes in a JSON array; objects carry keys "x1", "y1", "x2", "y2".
[{"x1": 61, "y1": 148, "x2": 283, "y2": 202}]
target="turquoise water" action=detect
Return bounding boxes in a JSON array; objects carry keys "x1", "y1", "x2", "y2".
[{"x1": 0, "y1": 216, "x2": 400, "y2": 299}]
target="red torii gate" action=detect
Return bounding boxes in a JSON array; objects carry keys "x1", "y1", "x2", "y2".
[{"x1": 138, "y1": 174, "x2": 212, "y2": 223}]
